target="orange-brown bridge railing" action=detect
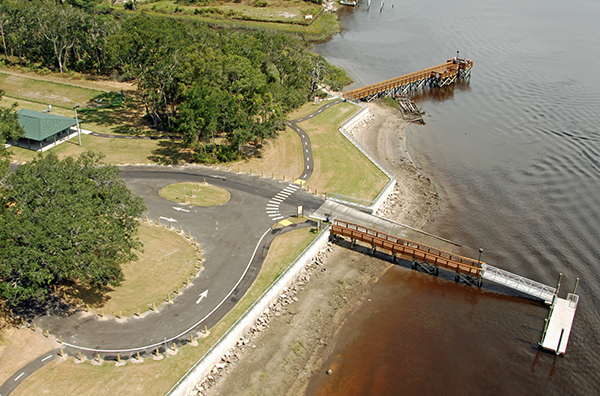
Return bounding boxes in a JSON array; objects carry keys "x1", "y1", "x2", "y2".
[{"x1": 342, "y1": 58, "x2": 473, "y2": 102}]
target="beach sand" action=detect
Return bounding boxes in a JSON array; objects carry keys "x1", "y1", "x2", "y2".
[{"x1": 195, "y1": 101, "x2": 438, "y2": 396}]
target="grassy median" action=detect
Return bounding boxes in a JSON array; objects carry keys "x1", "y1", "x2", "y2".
[
  {"x1": 11, "y1": 226, "x2": 320, "y2": 396},
  {"x1": 159, "y1": 183, "x2": 231, "y2": 207}
]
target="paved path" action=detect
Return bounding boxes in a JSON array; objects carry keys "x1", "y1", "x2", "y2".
[
  {"x1": 0, "y1": 100, "x2": 342, "y2": 395},
  {"x1": 286, "y1": 99, "x2": 343, "y2": 181},
  {"x1": 0, "y1": 349, "x2": 60, "y2": 396}
]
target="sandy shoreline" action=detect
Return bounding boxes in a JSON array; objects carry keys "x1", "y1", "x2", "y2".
[{"x1": 196, "y1": 102, "x2": 438, "y2": 396}]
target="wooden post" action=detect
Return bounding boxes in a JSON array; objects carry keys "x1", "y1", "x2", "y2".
[
  {"x1": 203, "y1": 178, "x2": 206, "y2": 185},
  {"x1": 153, "y1": 302, "x2": 156, "y2": 311},
  {"x1": 60, "y1": 335, "x2": 63, "y2": 344},
  {"x1": 204, "y1": 325, "x2": 208, "y2": 334},
  {"x1": 97, "y1": 353, "x2": 101, "y2": 363},
  {"x1": 119, "y1": 310, "x2": 122, "y2": 319},
  {"x1": 573, "y1": 277, "x2": 580, "y2": 294},
  {"x1": 187, "y1": 277, "x2": 190, "y2": 286},
  {"x1": 78, "y1": 352, "x2": 83, "y2": 361},
  {"x1": 86, "y1": 304, "x2": 89, "y2": 313},
  {"x1": 117, "y1": 354, "x2": 121, "y2": 363},
  {"x1": 158, "y1": 217, "x2": 161, "y2": 226},
  {"x1": 173, "y1": 342, "x2": 177, "y2": 352},
  {"x1": 179, "y1": 225, "x2": 182, "y2": 233},
  {"x1": 167, "y1": 294, "x2": 171, "y2": 303},
  {"x1": 45, "y1": 329, "x2": 50, "y2": 338},
  {"x1": 177, "y1": 286, "x2": 180, "y2": 295},
  {"x1": 32, "y1": 323, "x2": 37, "y2": 332},
  {"x1": 155, "y1": 348, "x2": 160, "y2": 356},
  {"x1": 145, "y1": 214, "x2": 148, "y2": 223},
  {"x1": 188, "y1": 231, "x2": 192, "y2": 239},
  {"x1": 168, "y1": 220, "x2": 172, "y2": 229},
  {"x1": 137, "y1": 351, "x2": 141, "y2": 361},
  {"x1": 190, "y1": 334, "x2": 194, "y2": 343},
  {"x1": 60, "y1": 349, "x2": 64, "y2": 358},
  {"x1": 101, "y1": 308, "x2": 104, "y2": 318}
]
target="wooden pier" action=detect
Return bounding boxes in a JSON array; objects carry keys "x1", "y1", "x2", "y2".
[
  {"x1": 329, "y1": 219, "x2": 579, "y2": 355},
  {"x1": 342, "y1": 57, "x2": 473, "y2": 102}
]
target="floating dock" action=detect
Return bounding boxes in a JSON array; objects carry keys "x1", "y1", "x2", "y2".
[{"x1": 329, "y1": 219, "x2": 579, "y2": 355}]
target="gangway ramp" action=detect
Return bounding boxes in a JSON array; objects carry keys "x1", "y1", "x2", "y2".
[{"x1": 481, "y1": 264, "x2": 556, "y2": 304}]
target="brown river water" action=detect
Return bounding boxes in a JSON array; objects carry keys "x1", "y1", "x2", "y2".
[{"x1": 309, "y1": 0, "x2": 600, "y2": 394}]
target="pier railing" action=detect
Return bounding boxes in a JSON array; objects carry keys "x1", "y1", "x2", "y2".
[{"x1": 481, "y1": 263, "x2": 556, "y2": 303}]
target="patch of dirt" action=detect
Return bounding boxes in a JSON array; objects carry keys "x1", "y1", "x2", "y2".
[{"x1": 194, "y1": 101, "x2": 439, "y2": 396}]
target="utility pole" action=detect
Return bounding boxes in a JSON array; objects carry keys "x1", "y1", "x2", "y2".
[{"x1": 73, "y1": 105, "x2": 81, "y2": 146}]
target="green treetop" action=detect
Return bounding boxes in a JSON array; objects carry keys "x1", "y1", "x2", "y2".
[{"x1": 0, "y1": 151, "x2": 145, "y2": 308}]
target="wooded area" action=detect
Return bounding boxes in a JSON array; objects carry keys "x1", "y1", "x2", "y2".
[{"x1": 0, "y1": 0, "x2": 349, "y2": 162}]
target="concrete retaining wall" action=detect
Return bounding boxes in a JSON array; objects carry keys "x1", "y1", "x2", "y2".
[{"x1": 166, "y1": 226, "x2": 331, "y2": 396}]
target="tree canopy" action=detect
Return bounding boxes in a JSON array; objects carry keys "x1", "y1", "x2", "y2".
[
  {"x1": 0, "y1": 1, "x2": 350, "y2": 162},
  {"x1": 0, "y1": 90, "x2": 23, "y2": 178},
  {"x1": 0, "y1": 151, "x2": 145, "y2": 308}
]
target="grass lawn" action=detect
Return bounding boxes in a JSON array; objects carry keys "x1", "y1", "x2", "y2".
[
  {"x1": 0, "y1": 72, "x2": 105, "y2": 109},
  {"x1": 159, "y1": 182, "x2": 231, "y2": 206},
  {"x1": 11, "y1": 226, "x2": 320, "y2": 396},
  {"x1": 299, "y1": 102, "x2": 390, "y2": 201},
  {"x1": 230, "y1": 125, "x2": 303, "y2": 181},
  {"x1": 116, "y1": 8, "x2": 340, "y2": 42},
  {"x1": 57, "y1": 223, "x2": 200, "y2": 318},
  {"x1": 9, "y1": 134, "x2": 171, "y2": 165},
  {"x1": 138, "y1": 0, "x2": 321, "y2": 25}
]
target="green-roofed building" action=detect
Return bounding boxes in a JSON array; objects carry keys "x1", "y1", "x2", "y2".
[{"x1": 12, "y1": 109, "x2": 78, "y2": 151}]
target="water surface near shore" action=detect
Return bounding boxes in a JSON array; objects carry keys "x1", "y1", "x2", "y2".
[{"x1": 311, "y1": 0, "x2": 600, "y2": 394}]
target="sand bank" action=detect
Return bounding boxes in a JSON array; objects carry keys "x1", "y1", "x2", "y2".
[{"x1": 195, "y1": 102, "x2": 438, "y2": 396}]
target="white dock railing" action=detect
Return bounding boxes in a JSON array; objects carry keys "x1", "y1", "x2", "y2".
[{"x1": 481, "y1": 264, "x2": 556, "y2": 304}]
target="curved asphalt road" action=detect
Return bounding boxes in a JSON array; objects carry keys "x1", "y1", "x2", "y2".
[
  {"x1": 1, "y1": 100, "x2": 342, "y2": 395},
  {"x1": 287, "y1": 99, "x2": 343, "y2": 181}
]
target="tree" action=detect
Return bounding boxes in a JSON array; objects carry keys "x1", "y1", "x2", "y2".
[
  {"x1": 0, "y1": 151, "x2": 145, "y2": 308},
  {"x1": 0, "y1": 90, "x2": 24, "y2": 178}
]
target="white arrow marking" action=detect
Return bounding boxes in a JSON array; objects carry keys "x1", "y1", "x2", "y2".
[
  {"x1": 159, "y1": 216, "x2": 177, "y2": 222},
  {"x1": 196, "y1": 290, "x2": 208, "y2": 304},
  {"x1": 173, "y1": 207, "x2": 190, "y2": 212}
]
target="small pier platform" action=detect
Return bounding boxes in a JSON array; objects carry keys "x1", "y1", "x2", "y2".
[
  {"x1": 328, "y1": 218, "x2": 580, "y2": 355},
  {"x1": 540, "y1": 294, "x2": 579, "y2": 355}
]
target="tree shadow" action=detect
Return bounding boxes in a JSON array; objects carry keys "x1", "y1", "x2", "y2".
[
  {"x1": 148, "y1": 140, "x2": 193, "y2": 165},
  {"x1": 79, "y1": 91, "x2": 162, "y2": 136}
]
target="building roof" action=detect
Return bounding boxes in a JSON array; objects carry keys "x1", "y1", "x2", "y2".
[{"x1": 16, "y1": 109, "x2": 77, "y2": 142}]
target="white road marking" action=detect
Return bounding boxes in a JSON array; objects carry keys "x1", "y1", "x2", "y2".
[
  {"x1": 173, "y1": 207, "x2": 190, "y2": 212},
  {"x1": 305, "y1": 141, "x2": 307, "y2": 145},
  {"x1": 41, "y1": 355, "x2": 53, "y2": 362},
  {"x1": 271, "y1": 197, "x2": 284, "y2": 203},
  {"x1": 195, "y1": 290, "x2": 208, "y2": 304},
  {"x1": 14, "y1": 372, "x2": 25, "y2": 381},
  {"x1": 267, "y1": 204, "x2": 279, "y2": 208},
  {"x1": 307, "y1": 165, "x2": 310, "y2": 169},
  {"x1": 159, "y1": 216, "x2": 177, "y2": 222}
]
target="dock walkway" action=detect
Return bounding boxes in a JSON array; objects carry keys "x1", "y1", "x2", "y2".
[
  {"x1": 325, "y1": 214, "x2": 579, "y2": 355},
  {"x1": 342, "y1": 57, "x2": 473, "y2": 101}
]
